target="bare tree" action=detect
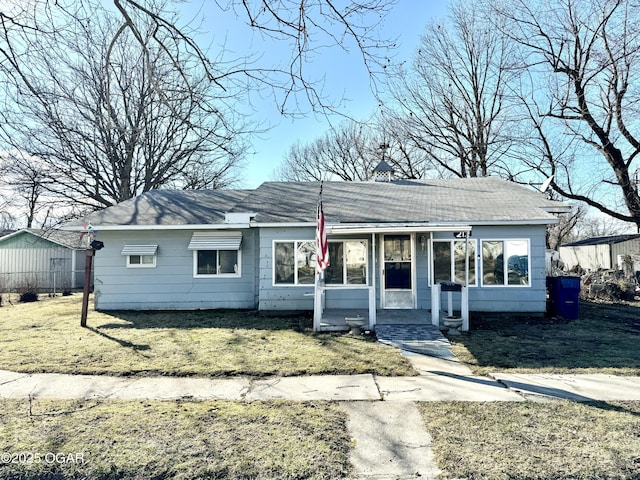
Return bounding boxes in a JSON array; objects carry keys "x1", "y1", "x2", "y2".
[
  {"x1": 388, "y1": 0, "x2": 516, "y2": 178},
  {"x1": 494, "y1": 0, "x2": 640, "y2": 229},
  {"x1": 3, "y1": 153, "x2": 47, "y2": 228},
  {"x1": 0, "y1": 0, "x2": 398, "y2": 213},
  {"x1": 573, "y1": 213, "x2": 635, "y2": 240},
  {"x1": 0, "y1": 161, "x2": 14, "y2": 229},
  {"x1": 275, "y1": 121, "x2": 377, "y2": 181},
  {"x1": 274, "y1": 114, "x2": 428, "y2": 181},
  {"x1": 1, "y1": 3, "x2": 245, "y2": 209},
  {"x1": 1, "y1": 0, "x2": 397, "y2": 120},
  {"x1": 546, "y1": 203, "x2": 587, "y2": 249}
]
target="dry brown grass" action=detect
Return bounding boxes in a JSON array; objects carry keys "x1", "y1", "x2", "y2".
[
  {"x1": 420, "y1": 400, "x2": 640, "y2": 479},
  {"x1": 0, "y1": 293, "x2": 415, "y2": 377},
  {"x1": 0, "y1": 398, "x2": 351, "y2": 479},
  {"x1": 448, "y1": 300, "x2": 640, "y2": 376}
]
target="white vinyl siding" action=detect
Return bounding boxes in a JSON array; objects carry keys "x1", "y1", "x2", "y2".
[{"x1": 93, "y1": 230, "x2": 255, "y2": 310}]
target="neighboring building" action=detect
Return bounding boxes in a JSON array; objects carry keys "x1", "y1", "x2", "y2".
[
  {"x1": 0, "y1": 228, "x2": 90, "y2": 293},
  {"x1": 559, "y1": 234, "x2": 640, "y2": 273},
  {"x1": 65, "y1": 172, "x2": 569, "y2": 331}
]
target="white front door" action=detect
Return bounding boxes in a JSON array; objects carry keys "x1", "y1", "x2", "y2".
[{"x1": 381, "y1": 234, "x2": 415, "y2": 308}]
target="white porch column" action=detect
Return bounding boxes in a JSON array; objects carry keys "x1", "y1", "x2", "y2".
[
  {"x1": 431, "y1": 283, "x2": 441, "y2": 327},
  {"x1": 368, "y1": 287, "x2": 376, "y2": 329},
  {"x1": 463, "y1": 231, "x2": 470, "y2": 331},
  {"x1": 371, "y1": 233, "x2": 377, "y2": 330},
  {"x1": 313, "y1": 274, "x2": 325, "y2": 332},
  {"x1": 461, "y1": 286, "x2": 469, "y2": 331}
]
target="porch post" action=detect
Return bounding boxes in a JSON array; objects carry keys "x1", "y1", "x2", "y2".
[
  {"x1": 370, "y1": 233, "x2": 377, "y2": 329},
  {"x1": 313, "y1": 273, "x2": 324, "y2": 332},
  {"x1": 461, "y1": 286, "x2": 469, "y2": 331},
  {"x1": 462, "y1": 232, "x2": 470, "y2": 331},
  {"x1": 368, "y1": 287, "x2": 376, "y2": 329},
  {"x1": 431, "y1": 283, "x2": 440, "y2": 327},
  {"x1": 430, "y1": 233, "x2": 440, "y2": 327}
]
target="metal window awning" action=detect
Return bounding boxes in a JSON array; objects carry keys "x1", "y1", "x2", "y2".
[
  {"x1": 121, "y1": 245, "x2": 158, "y2": 256},
  {"x1": 188, "y1": 231, "x2": 242, "y2": 250}
]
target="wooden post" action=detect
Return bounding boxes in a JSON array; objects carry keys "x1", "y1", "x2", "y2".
[{"x1": 80, "y1": 249, "x2": 94, "y2": 327}]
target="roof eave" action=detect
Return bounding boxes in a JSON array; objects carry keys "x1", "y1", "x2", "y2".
[
  {"x1": 468, "y1": 219, "x2": 560, "y2": 226},
  {"x1": 0, "y1": 228, "x2": 79, "y2": 249},
  {"x1": 61, "y1": 223, "x2": 251, "y2": 232},
  {"x1": 327, "y1": 223, "x2": 472, "y2": 234}
]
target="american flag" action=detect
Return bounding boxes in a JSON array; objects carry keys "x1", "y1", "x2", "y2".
[{"x1": 315, "y1": 198, "x2": 329, "y2": 273}]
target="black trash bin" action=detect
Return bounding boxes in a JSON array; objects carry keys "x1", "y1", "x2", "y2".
[{"x1": 547, "y1": 276, "x2": 581, "y2": 319}]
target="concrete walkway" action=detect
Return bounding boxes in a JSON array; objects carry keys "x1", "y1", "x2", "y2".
[
  {"x1": 342, "y1": 401, "x2": 441, "y2": 479},
  {"x1": 0, "y1": 368, "x2": 528, "y2": 402},
  {"x1": 2, "y1": 362, "x2": 640, "y2": 480},
  {"x1": 376, "y1": 323, "x2": 454, "y2": 357}
]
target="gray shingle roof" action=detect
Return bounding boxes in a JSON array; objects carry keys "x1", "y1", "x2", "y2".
[
  {"x1": 67, "y1": 177, "x2": 566, "y2": 228},
  {"x1": 69, "y1": 189, "x2": 252, "y2": 227},
  {"x1": 232, "y1": 177, "x2": 565, "y2": 224}
]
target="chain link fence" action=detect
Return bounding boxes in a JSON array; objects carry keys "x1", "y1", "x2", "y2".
[{"x1": 0, "y1": 269, "x2": 87, "y2": 295}]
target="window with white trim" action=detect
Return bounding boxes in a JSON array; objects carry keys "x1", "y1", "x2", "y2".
[
  {"x1": 481, "y1": 239, "x2": 530, "y2": 286},
  {"x1": 325, "y1": 240, "x2": 368, "y2": 285},
  {"x1": 274, "y1": 241, "x2": 315, "y2": 285},
  {"x1": 194, "y1": 249, "x2": 240, "y2": 276},
  {"x1": 122, "y1": 245, "x2": 158, "y2": 268},
  {"x1": 432, "y1": 240, "x2": 476, "y2": 286},
  {"x1": 273, "y1": 240, "x2": 368, "y2": 286},
  {"x1": 189, "y1": 231, "x2": 242, "y2": 278}
]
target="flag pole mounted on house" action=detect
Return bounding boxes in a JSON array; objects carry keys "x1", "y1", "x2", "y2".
[{"x1": 314, "y1": 181, "x2": 329, "y2": 331}]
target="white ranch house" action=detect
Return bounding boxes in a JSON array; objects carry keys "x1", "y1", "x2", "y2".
[{"x1": 66, "y1": 174, "x2": 569, "y2": 331}]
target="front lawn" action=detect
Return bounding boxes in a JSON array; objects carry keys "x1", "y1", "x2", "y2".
[
  {"x1": 420, "y1": 400, "x2": 640, "y2": 479},
  {"x1": 0, "y1": 398, "x2": 350, "y2": 480},
  {"x1": 0, "y1": 294, "x2": 415, "y2": 377},
  {"x1": 448, "y1": 300, "x2": 640, "y2": 375}
]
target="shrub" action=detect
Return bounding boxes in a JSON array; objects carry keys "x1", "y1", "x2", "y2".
[
  {"x1": 16, "y1": 278, "x2": 39, "y2": 303},
  {"x1": 19, "y1": 291, "x2": 38, "y2": 302}
]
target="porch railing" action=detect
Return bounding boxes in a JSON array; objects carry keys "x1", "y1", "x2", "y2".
[
  {"x1": 313, "y1": 283, "x2": 376, "y2": 331},
  {"x1": 431, "y1": 283, "x2": 469, "y2": 331}
]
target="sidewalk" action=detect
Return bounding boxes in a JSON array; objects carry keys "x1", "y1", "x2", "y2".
[
  {"x1": 2, "y1": 363, "x2": 640, "y2": 480},
  {"x1": 2, "y1": 364, "x2": 640, "y2": 403}
]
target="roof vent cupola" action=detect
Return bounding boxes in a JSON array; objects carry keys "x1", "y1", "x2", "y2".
[{"x1": 373, "y1": 160, "x2": 395, "y2": 182}]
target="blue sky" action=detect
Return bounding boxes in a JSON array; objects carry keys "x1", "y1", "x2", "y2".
[{"x1": 185, "y1": 1, "x2": 450, "y2": 188}]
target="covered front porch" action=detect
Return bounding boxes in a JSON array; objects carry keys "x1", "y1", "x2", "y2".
[
  {"x1": 313, "y1": 223, "x2": 473, "y2": 332},
  {"x1": 319, "y1": 308, "x2": 432, "y2": 331}
]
